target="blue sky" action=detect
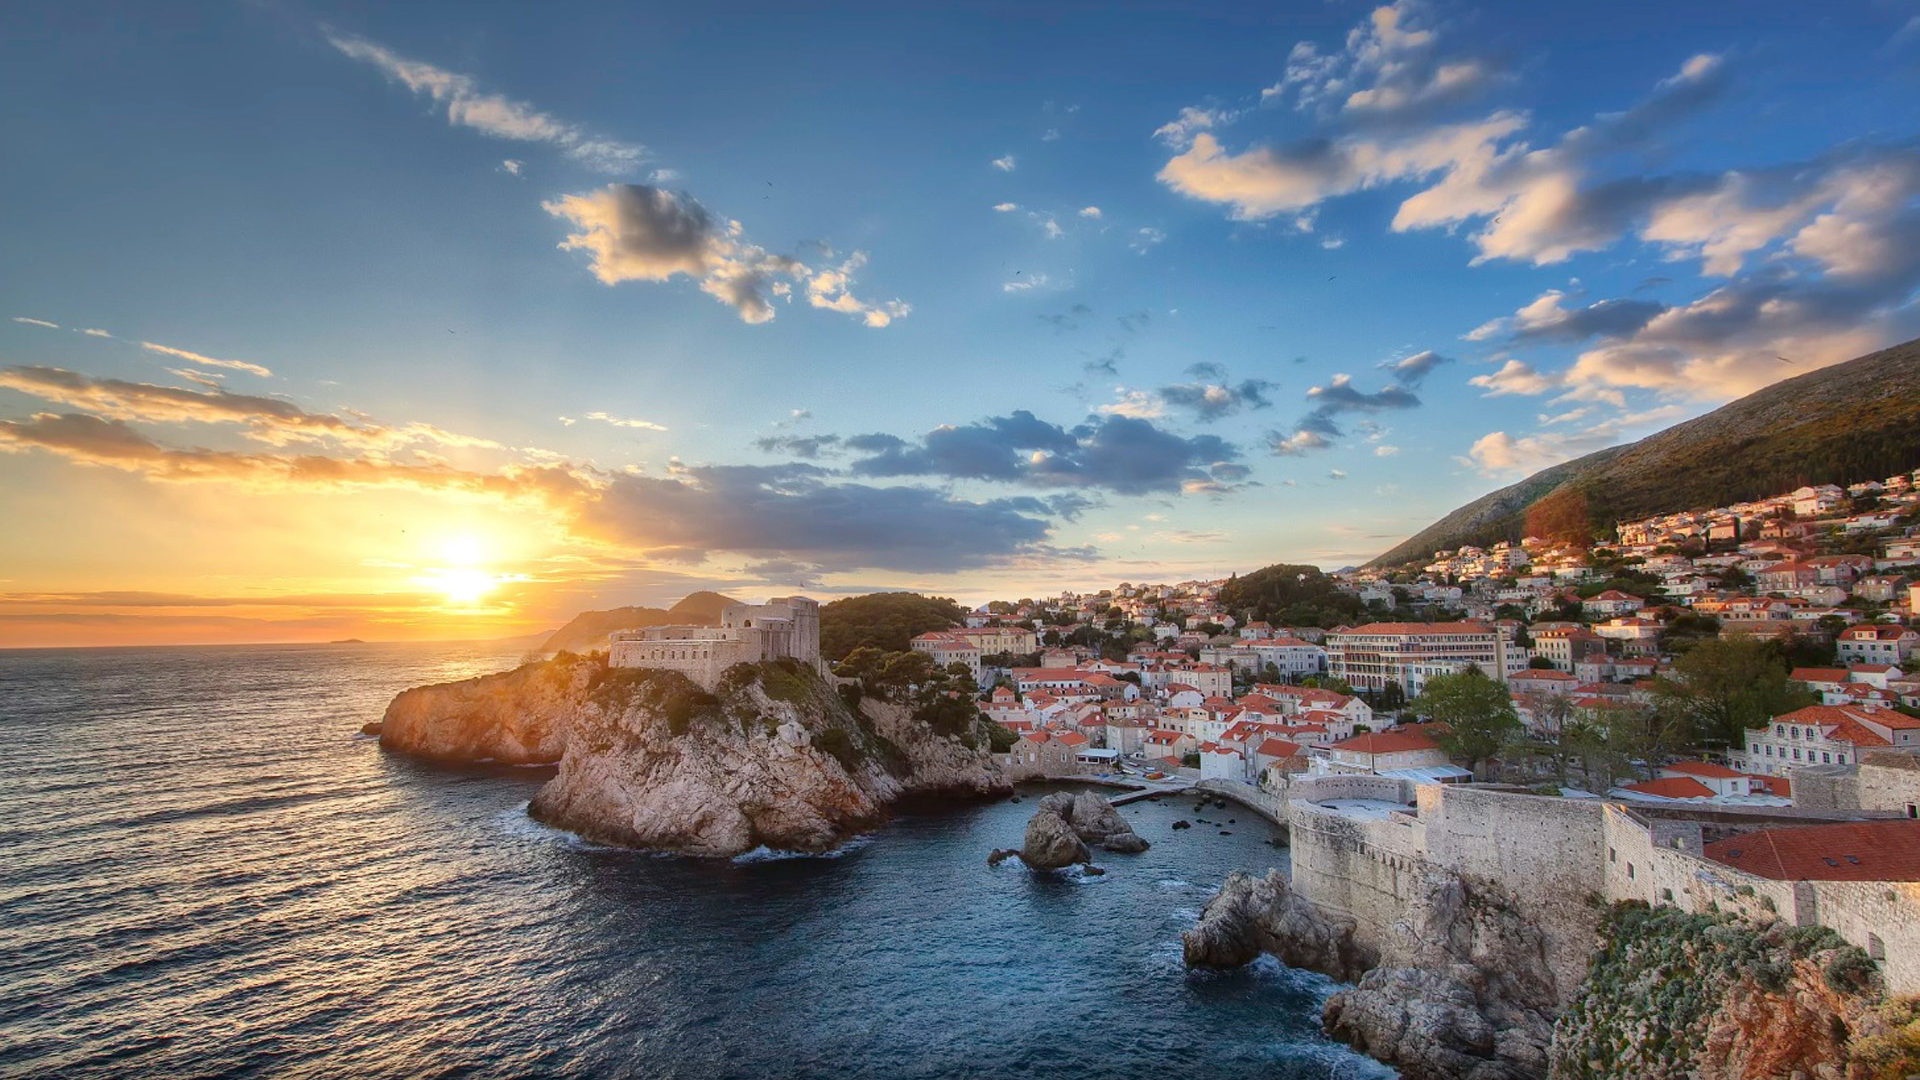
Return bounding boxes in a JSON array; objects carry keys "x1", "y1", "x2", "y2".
[{"x1": 2, "y1": 0, "x2": 1918, "y2": 643}]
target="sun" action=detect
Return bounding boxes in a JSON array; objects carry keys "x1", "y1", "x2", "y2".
[{"x1": 435, "y1": 567, "x2": 498, "y2": 606}]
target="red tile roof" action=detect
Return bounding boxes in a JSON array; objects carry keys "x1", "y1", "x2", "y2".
[
  {"x1": 1256, "y1": 738, "x2": 1304, "y2": 758},
  {"x1": 1620, "y1": 777, "x2": 1716, "y2": 799},
  {"x1": 1331, "y1": 730, "x2": 1440, "y2": 755},
  {"x1": 1704, "y1": 820, "x2": 1920, "y2": 881},
  {"x1": 1338, "y1": 622, "x2": 1493, "y2": 636}
]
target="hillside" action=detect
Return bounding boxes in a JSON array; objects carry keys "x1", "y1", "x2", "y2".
[
  {"x1": 1218, "y1": 564, "x2": 1366, "y2": 627},
  {"x1": 1369, "y1": 337, "x2": 1920, "y2": 568},
  {"x1": 538, "y1": 591, "x2": 737, "y2": 654},
  {"x1": 818, "y1": 592, "x2": 966, "y2": 661}
]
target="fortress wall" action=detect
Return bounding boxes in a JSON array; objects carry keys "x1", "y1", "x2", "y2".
[
  {"x1": 1808, "y1": 880, "x2": 1920, "y2": 995},
  {"x1": 1286, "y1": 798, "x2": 1430, "y2": 943}
]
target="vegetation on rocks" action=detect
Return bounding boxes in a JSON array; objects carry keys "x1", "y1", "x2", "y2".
[
  {"x1": 818, "y1": 592, "x2": 967, "y2": 660},
  {"x1": 1216, "y1": 563, "x2": 1367, "y2": 627},
  {"x1": 1550, "y1": 902, "x2": 1880, "y2": 1080}
]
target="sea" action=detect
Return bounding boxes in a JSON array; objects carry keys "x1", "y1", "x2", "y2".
[{"x1": 0, "y1": 641, "x2": 1393, "y2": 1079}]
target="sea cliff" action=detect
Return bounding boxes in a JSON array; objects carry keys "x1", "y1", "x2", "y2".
[{"x1": 380, "y1": 654, "x2": 1009, "y2": 856}]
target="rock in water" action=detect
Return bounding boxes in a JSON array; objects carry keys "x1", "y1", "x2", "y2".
[
  {"x1": 1020, "y1": 799, "x2": 1091, "y2": 870},
  {"x1": 1182, "y1": 869, "x2": 1375, "y2": 980},
  {"x1": 1061, "y1": 790, "x2": 1150, "y2": 853}
]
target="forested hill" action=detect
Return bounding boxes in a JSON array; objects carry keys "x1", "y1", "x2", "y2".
[
  {"x1": 1368, "y1": 337, "x2": 1920, "y2": 568},
  {"x1": 538, "y1": 591, "x2": 736, "y2": 654},
  {"x1": 1217, "y1": 564, "x2": 1367, "y2": 627},
  {"x1": 818, "y1": 592, "x2": 966, "y2": 661}
]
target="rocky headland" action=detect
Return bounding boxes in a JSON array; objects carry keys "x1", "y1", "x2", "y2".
[
  {"x1": 379, "y1": 653, "x2": 1009, "y2": 856},
  {"x1": 1185, "y1": 868, "x2": 1914, "y2": 1080}
]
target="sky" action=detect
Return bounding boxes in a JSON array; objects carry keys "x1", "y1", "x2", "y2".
[{"x1": 2, "y1": 0, "x2": 1919, "y2": 646}]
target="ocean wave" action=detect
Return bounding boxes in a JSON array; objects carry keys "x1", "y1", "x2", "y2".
[
  {"x1": 492, "y1": 803, "x2": 617, "y2": 852},
  {"x1": 732, "y1": 834, "x2": 874, "y2": 864}
]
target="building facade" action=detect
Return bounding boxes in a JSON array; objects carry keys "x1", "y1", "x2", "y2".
[
  {"x1": 608, "y1": 596, "x2": 822, "y2": 691},
  {"x1": 1326, "y1": 622, "x2": 1526, "y2": 691}
]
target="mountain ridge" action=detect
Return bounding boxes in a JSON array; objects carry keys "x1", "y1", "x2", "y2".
[{"x1": 1367, "y1": 337, "x2": 1920, "y2": 568}]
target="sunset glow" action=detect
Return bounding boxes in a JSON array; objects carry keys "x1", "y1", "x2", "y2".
[{"x1": 2, "y1": 3, "x2": 1916, "y2": 647}]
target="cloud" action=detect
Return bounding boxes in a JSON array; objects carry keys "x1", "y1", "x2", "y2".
[
  {"x1": 1269, "y1": 428, "x2": 1330, "y2": 456},
  {"x1": 753, "y1": 433, "x2": 843, "y2": 459},
  {"x1": 0, "y1": 397, "x2": 1091, "y2": 577},
  {"x1": 1377, "y1": 349, "x2": 1452, "y2": 385},
  {"x1": 1002, "y1": 273, "x2": 1051, "y2": 293},
  {"x1": 326, "y1": 32, "x2": 644, "y2": 172},
  {"x1": 1374, "y1": 444, "x2": 1399, "y2": 456},
  {"x1": 577, "y1": 411, "x2": 667, "y2": 432},
  {"x1": 1466, "y1": 289, "x2": 1667, "y2": 345},
  {"x1": 993, "y1": 202, "x2": 1018, "y2": 212},
  {"x1": 1269, "y1": 1, "x2": 1500, "y2": 122},
  {"x1": 1463, "y1": 405, "x2": 1688, "y2": 475},
  {"x1": 1266, "y1": 373, "x2": 1422, "y2": 456},
  {"x1": 543, "y1": 184, "x2": 907, "y2": 326},
  {"x1": 1157, "y1": 114, "x2": 1526, "y2": 221},
  {"x1": 79, "y1": 328, "x2": 113, "y2": 338},
  {"x1": 846, "y1": 411, "x2": 1244, "y2": 496},
  {"x1": 501, "y1": 159, "x2": 523, "y2": 176},
  {"x1": 1079, "y1": 206, "x2": 1102, "y2": 219},
  {"x1": 1328, "y1": 468, "x2": 1348, "y2": 480},
  {"x1": 139, "y1": 341, "x2": 273, "y2": 378},
  {"x1": 1153, "y1": 106, "x2": 1236, "y2": 150},
  {"x1": 12, "y1": 317, "x2": 58, "y2": 329},
  {"x1": 573, "y1": 464, "x2": 1079, "y2": 574},
  {"x1": 1098, "y1": 390, "x2": 1163, "y2": 419},
  {"x1": 1158, "y1": 377, "x2": 1275, "y2": 420},
  {"x1": 1130, "y1": 227, "x2": 1167, "y2": 253},
  {"x1": 992, "y1": 155, "x2": 1017, "y2": 172},
  {"x1": 1467, "y1": 358, "x2": 1557, "y2": 397},
  {"x1": 0, "y1": 366, "x2": 498, "y2": 452}
]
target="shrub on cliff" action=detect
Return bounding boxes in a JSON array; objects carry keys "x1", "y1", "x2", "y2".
[{"x1": 1550, "y1": 902, "x2": 1881, "y2": 1079}]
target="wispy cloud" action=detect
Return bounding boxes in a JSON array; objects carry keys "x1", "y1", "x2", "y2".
[
  {"x1": 139, "y1": 341, "x2": 272, "y2": 379},
  {"x1": 991, "y1": 154, "x2": 1017, "y2": 172},
  {"x1": 11, "y1": 317, "x2": 58, "y2": 329},
  {"x1": 326, "y1": 32, "x2": 644, "y2": 172}
]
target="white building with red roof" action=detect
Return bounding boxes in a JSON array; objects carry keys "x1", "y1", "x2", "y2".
[
  {"x1": 1314, "y1": 728, "x2": 1449, "y2": 776},
  {"x1": 1837, "y1": 624, "x2": 1919, "y2": 665},
  {"x1": 1735, "y1": 704, "x2": 1920, "y2": 776}
]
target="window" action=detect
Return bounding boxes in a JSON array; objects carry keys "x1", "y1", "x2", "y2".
[{"x1": 1627, "y1": 863, "x2": 1635, "y2": 880}]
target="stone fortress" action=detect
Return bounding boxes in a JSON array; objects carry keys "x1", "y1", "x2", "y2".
[
  {"x1": 608, "y1": 596, "x2": 822, "y2": 691},
  {"x1": 1279, "y1": 755, "x2": 1920, "y2": 1002}
]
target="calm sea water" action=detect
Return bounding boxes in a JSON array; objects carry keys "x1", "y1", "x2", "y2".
[{"x1": 0, "y1": 642, "x2": 1390, "y2": 1079}]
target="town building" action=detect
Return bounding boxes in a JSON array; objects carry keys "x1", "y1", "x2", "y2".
[{"x1": 1325, "y1": 622, "x2": 1527, "y2": 691}]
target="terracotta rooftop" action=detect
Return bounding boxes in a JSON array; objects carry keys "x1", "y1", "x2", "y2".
[
  {"x1": 1330, "y1": 730, "x2": 1440, "y2": 755},
  {"x1": 1704, "y1": 820, "x2": 1920, "y2": 881},
  {"x1": 1619, "y1": 777, "x2": 1716, "y2": 799}
]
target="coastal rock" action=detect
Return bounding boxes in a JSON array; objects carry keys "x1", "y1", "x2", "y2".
[
  {"x1": 1182, "y1": 869, "x2": 1374, "y2": 979},
  {"x1": 1324, "y1": 873, "x2": 1558, "y2": 1080},
  {"x1": 380, "y1": 654, "x2": 594, "y2": 764},
  {"x1": 1013, "y1": 791, "x2": 1150, "y2": 869},
  {"x1": 1060, "y1": 790, "x2": 1151, "y2": 853},
  {"x1": 385, "y1": 655, "x2": 1008, "y2": 856},
  {"x1": 1021, "y1": 797, "x2": 1092, "y2": 870}
]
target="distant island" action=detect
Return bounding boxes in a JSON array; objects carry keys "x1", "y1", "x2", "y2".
[{"x1": 328, "y1": 638, "x2": 366, "y2": 644}]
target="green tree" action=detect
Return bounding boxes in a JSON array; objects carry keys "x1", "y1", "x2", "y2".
[
  {"x1": 1650, "y1": 636, "x2": 1815, "y2": 751},
  {"x1": 1408, "y1": 668, "x2": 1521, "y2": 776},
  {"x1": 1302, "y1": 674, "x2": 1357, "y2": 696}
]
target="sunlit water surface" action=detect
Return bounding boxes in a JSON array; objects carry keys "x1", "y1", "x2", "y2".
[{"x1": 0, "y1": 642, "x2": 1390, "y2": 1079}]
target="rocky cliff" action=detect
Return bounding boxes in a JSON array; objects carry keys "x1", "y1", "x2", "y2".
[
  {"x1": 381, "y1": 654, "x2": 1008, "y2": 856},
  {"x1": 380, "y1": 653, "x2": 594, "y2": 764},
  {"x1": 1186, "y1": 867, "x2": 1557, "y2": 1080}
]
